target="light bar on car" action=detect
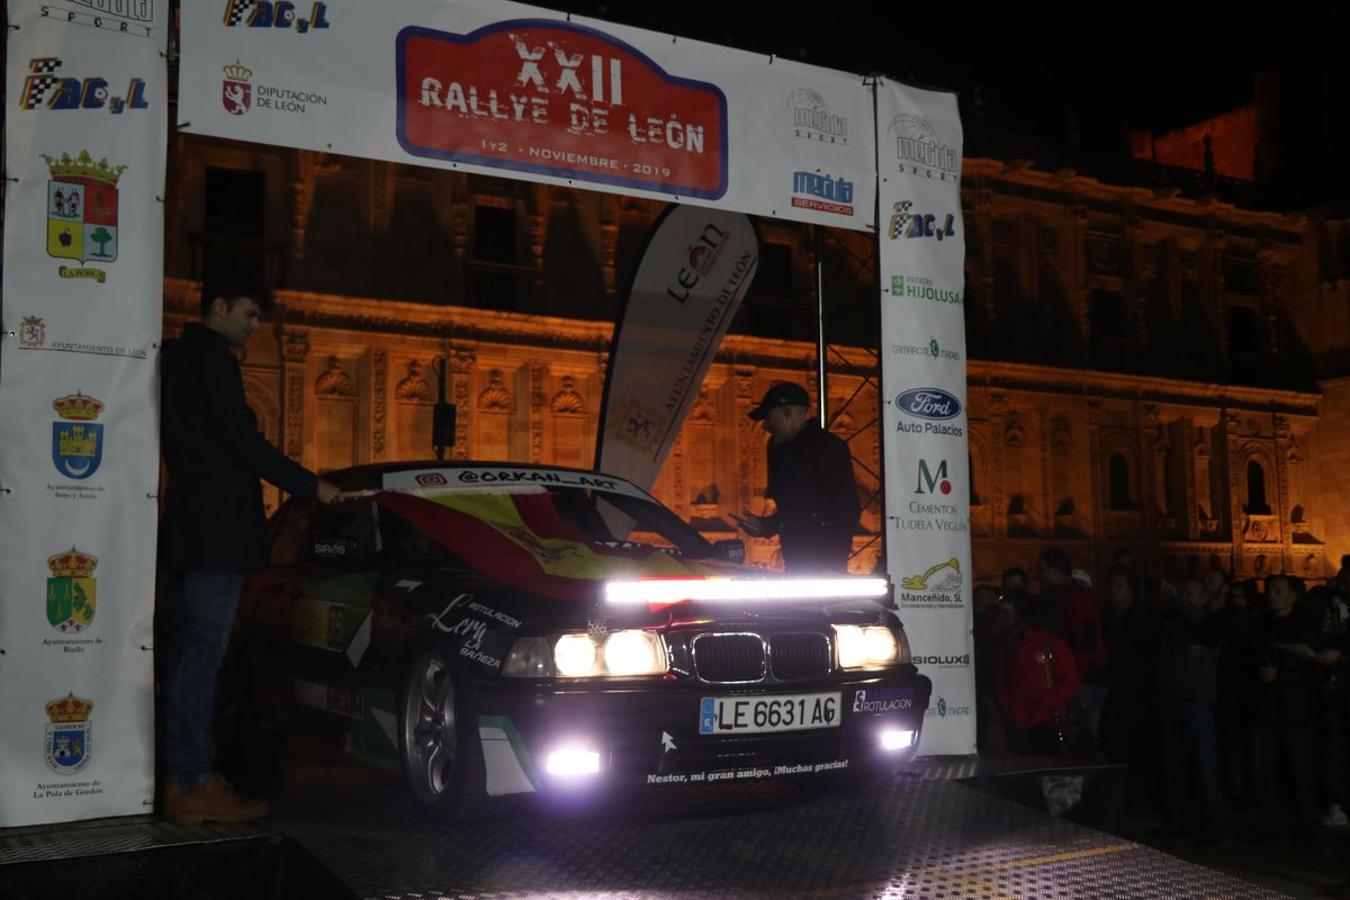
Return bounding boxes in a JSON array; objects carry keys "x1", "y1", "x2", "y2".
[{"x1": 604, "y1": 577, "x2": 889, "y2": 606}]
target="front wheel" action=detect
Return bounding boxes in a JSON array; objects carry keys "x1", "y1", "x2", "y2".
[{"x1": 397, "y1": 640, "x2": 487, "y2": 817}]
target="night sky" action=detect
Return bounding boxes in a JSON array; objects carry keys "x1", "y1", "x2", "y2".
[{"x1": 534, "y1": 2, "x2": 1348, "y2": 153}]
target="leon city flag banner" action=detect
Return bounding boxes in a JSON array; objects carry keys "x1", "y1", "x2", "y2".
[
  {"x1": 375, "y1": 490, "x2": 724, "y2": 603},
  {"x1": 0, "y1": 0, "x2": 168, "y2": 826},
  {"x1": 595, "y1": 204, "x2": 758, "y2": 510}
]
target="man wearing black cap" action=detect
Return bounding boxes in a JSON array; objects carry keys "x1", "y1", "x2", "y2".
[{"x1": 733, "y1": 381, "x2": 860, "y2": 573}]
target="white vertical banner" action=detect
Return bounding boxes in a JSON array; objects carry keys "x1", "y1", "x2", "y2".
[
  {"x1": 875, "y1": 80, "x2": 973, "y2": 755},
  {"x1": 595, "y1": 205, "x2": 758, "y2": 499},
  {"x1": 0, "y1": 0, "x2": 167, "y2": 826}
]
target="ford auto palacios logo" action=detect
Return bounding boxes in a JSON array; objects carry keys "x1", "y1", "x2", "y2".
[{"x1": 896, "y1": 388, "x2": 961, "y2": 421}]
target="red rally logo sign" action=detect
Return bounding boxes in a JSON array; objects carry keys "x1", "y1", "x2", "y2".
[{"x1": 396, "y1": 20, "x2": 728, "y2": 199}]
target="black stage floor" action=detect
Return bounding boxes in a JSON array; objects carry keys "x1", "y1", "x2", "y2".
[{"x1": 0, "y1": 753, "x2": 1293, "y2": 900}]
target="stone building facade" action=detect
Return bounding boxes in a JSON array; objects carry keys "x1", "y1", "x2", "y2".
[{"x1": 163, "y1": 132, "x2": 1349, "y2": 583}]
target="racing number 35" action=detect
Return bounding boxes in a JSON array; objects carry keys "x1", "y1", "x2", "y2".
[{"x1": 699, "y1": 692, "x2": 840, "y2": 735}]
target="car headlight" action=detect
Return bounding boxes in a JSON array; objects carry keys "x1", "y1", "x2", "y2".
[
  {"x1": 503, "y1": 631, "x2": 670, "y2": 678},
  {"x1": 834, "y1": 624, "x2": 900, "y2": 670},
  {"x1": 603, "y1": 630, "x2": 667, "y2": 677},
  {"x1": 502, "y1": 637, "x2": 555, "y2": 678},
  {"x1": 554, "y1": 634, "x2": 598, "y2": 677}
]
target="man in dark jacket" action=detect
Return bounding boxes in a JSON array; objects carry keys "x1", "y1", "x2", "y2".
[
  {"x1": 159, "y1": 280, "x2": 338, "y2": 824},
  {"x1": 1247, "y1": 574, "x2": 1323, "y2": 841},
  {"x1": 1156, "y1": 578, "x2": 1227, "y2": 841},
  {"x1": 734, "y1": 382, "x2": 859, "y2": 573}
]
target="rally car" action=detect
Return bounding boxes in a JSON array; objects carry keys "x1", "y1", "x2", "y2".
[{"x1": 234, "y1": 461, "x2": 931, "y2": 814}]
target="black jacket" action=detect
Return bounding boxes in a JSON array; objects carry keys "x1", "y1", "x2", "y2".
[
  {"x1": 159, "y1": 323, "x2": 317, "y2": 573},
  {"x1": 1246, "y1": 606, "x2": 1324, "y2": 727},
  {"x1": 1156, "y1": 600, "x2": 1224, "y2": 703},
  {"x1": 763, "y1": 421, "x2": 859, "y2": 573}
]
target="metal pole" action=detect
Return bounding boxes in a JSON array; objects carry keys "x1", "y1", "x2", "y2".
[{"x1": 814, "y1": 224, "x2": 827, "y2": 428}]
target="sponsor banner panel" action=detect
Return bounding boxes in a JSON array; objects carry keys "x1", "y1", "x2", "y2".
[
  {"x1": 0, "y1": 0, "x2": 165, "y2": 825},
  {"x1": 179, "y1": 0, "x2": 876, "y2": 230}
]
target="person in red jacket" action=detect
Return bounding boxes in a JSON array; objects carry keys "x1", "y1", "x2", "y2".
[
  {"x1": 1039, "y1": 548, "x2": 1108, "y2": 748},
  {"x1": 994, "y1": 597, "x2": 1083, "y2": 756}
]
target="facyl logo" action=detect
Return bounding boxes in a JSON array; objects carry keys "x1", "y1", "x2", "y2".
[
  {"x1": 19, "y1": 58, "x2": 149, "y2": 113},
  {"x1": 223, "y1": 0, "x2": 331, "y2": 33},
  {"x1": 886, "y1": 113, "x2": 959, "y2": 182},
  {"x1": 896, "y1": 388, "x2": 961, "y2": 421},
  {"x1": 787, "y1": 88, "x2": 848, "y2": 144},
  {"x1": 887, "y1": 201, "x2": 956, "y2": 242},
  {"x1": 791, "y1": 171, "x2": 854, "y2": 216},
  {"x1": 914, "y1": 458, "x2": 952, "y2": 496}
]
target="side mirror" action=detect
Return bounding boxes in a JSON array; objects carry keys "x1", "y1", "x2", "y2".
[{"x1": 712, "y1": 539, "x2": 745, "y2": 564}]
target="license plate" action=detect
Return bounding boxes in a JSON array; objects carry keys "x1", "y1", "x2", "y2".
[{"x1": 698, "y1": 692, "x2": 841, "y2": 735}]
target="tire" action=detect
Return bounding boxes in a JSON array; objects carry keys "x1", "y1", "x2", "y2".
[{"x1": 397, "y1": 638, "x2": 489, "y2": 819}]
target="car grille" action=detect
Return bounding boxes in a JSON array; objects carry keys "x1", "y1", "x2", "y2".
[
  {"x1": 769, "y1": 633, "x2": 832, "y2": 680},
  {"x1": 692, "y1": 634, "x2": 766, "y2": 683}
]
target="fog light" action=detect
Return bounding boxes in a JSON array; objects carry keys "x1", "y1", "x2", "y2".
[
  {"x1": 545, "y1": 746, "x2": 601, "y2": 777},
  {"x1": 880, "y1": 729, "x2": 914, "y2": 751}
]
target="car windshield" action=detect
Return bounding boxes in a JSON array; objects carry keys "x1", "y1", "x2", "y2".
[{"x1": 545, "y1": 486, "x2": 713, "y2": 558}]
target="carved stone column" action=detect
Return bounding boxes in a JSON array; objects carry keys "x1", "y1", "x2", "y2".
[
  {"x1": 449, "y1": 347, "x2": 476, "y2": 461},
  {"x1": 281, "y1": 330, "x2": 311, "y2": 466},
  {"x1": 369, "y1": 347, "x2": 388, "y2": 462}
]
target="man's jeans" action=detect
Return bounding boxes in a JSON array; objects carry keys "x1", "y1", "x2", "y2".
[
  {"x1": 1250, "y1": 723, "x2": 1317, "y2": 829},
  {"x1": 1159, "y1": 699, "x2": 1226, "y2": 833},
  {"x1": 162, "y1": 572, "x2": 245, "y2": 790}
]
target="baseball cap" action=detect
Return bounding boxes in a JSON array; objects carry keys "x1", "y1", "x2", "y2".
[{"x1": 748, "y1": 381, "x2": 810, "y2": 420}]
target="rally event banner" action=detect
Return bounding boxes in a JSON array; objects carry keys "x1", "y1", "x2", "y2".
[
  {"x1": 178, "y1": 0, "x2": 875, "y2": 232},
  {"x1": 874, "y1": 80, "x2": 974, "y2": 756},
  {"x1": 0, "y1": 0, "x2": 167, "y2": 826},
  {"x1": 595, "y1": 204, "x2": 758, "y2": 509}
]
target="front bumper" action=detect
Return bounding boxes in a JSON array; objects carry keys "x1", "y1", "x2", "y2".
[{"x1": 473, "y1": 667, "x2": 932, "y2": 795}]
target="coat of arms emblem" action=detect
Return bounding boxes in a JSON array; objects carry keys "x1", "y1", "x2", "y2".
[
  {"x1": 44, "y1": 694, "x2": 93, "y2": 775},
  {"x1": 20, "y1": 315, "x2": 46, "y2": 348},
  {"x1": 222, "y1": 61, "x2": 252, "y2": 115},
  {"x1": 47, "y1": 547, "x2": 97, "y2": 633},
  {"x1": 51, "y1": 392, "x2": 105, "y2": 480},
  {"x1": 43, "y1": 151, "x2": 125, "y2": 275}
]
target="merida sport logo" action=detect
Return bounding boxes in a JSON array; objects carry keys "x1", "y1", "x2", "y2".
[
  {"x1": 787, "y1": 88, "x2": 848, "y2": 144},
  {"x1": 39, "y1": 1, "x2": 155, "y2": 38},
  {"x1": 886, "y1": 114, "x2": 959, "y2": 182}
]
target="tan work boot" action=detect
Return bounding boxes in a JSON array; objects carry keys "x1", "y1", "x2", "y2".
[{"x1": 162, "y1": 774, "x2": 270, "y2": 825}]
